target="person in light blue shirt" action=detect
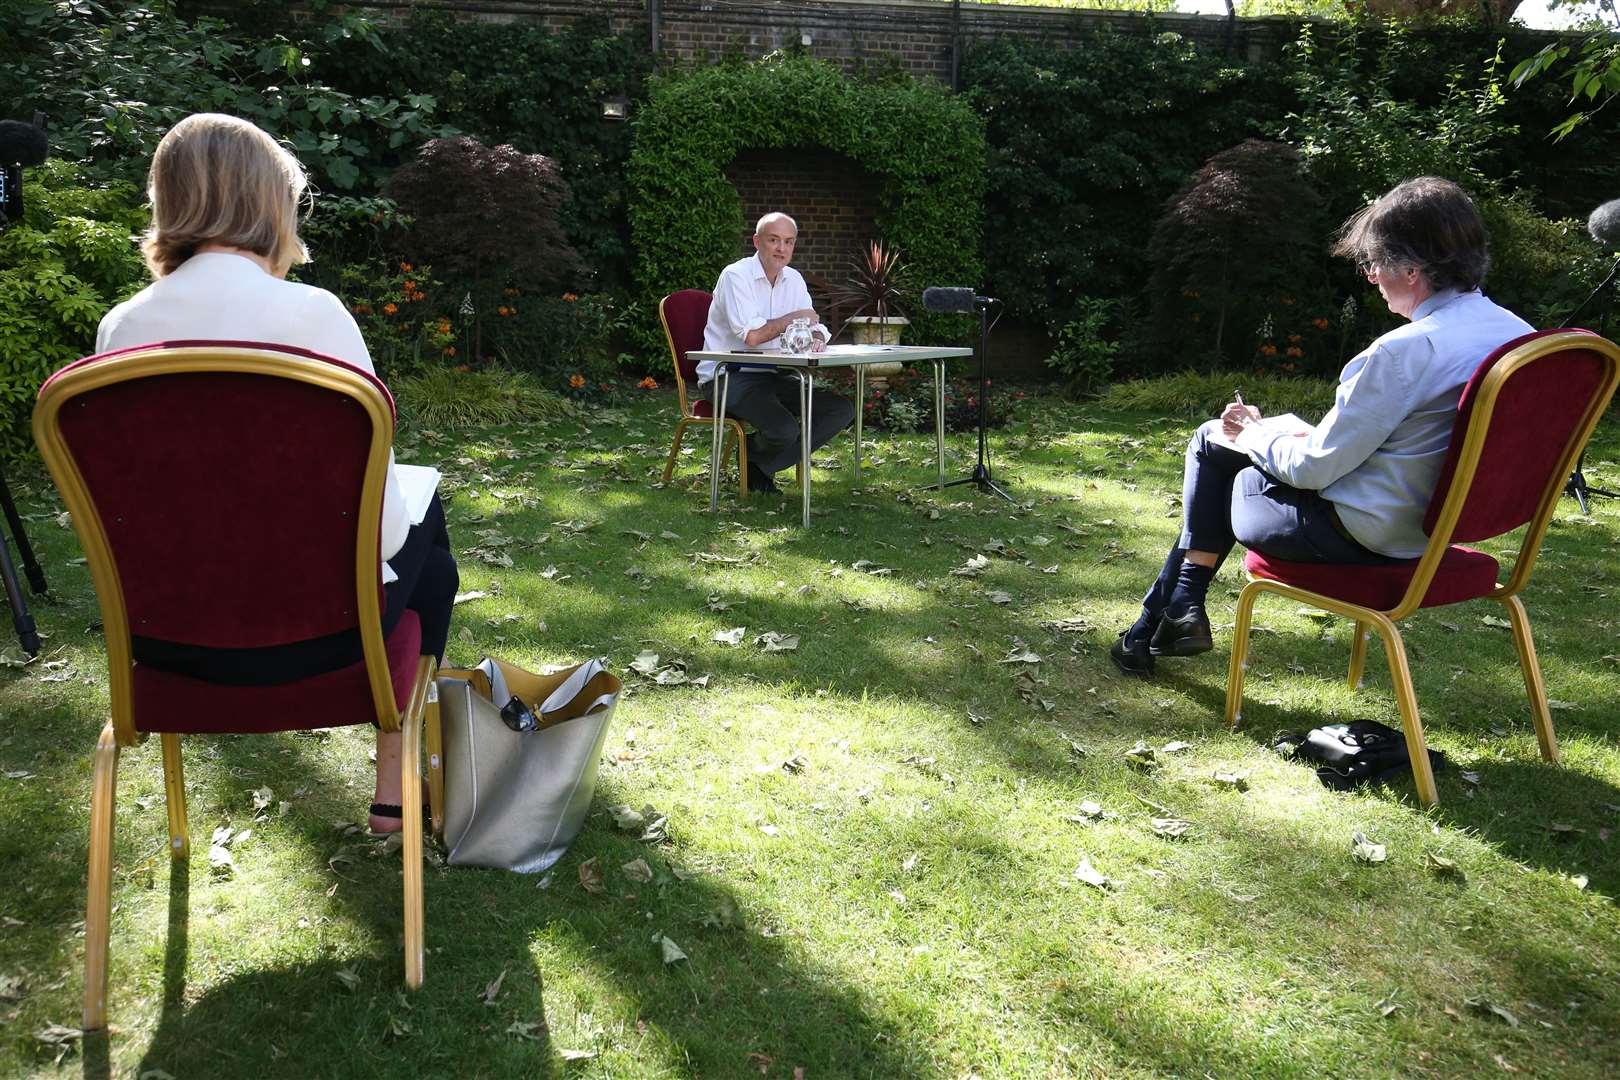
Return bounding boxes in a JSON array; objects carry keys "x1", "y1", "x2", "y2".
[{"x1": 1112, "y1": 177, "x2": 1533, "y2": 677}]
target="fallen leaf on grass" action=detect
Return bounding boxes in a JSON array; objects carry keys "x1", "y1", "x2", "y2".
[
  {"x1": 660, "y1": 935, "x2": 688, "y2": 964},
  {"x1": 1123, "y1": 741, "x2": 1157, "y2": 771},
  {"x1": 1465, "y1": 998, "x2": 1520, "y2": 1027},
  {"x1": 481, "y1": 968, "x2": 507, "y2": 1006},
  {"x1": 1160, "y1": 740, "x2": 1192, "y2": 754},
  {"x1": 755, "y1": 631, "x2": 800, "y2": 652},
  {"x1": 998, "y1": 645, "x2": 1042, "y2": 664},
  {"x1": 578, "y1": 857, "x2": 606, "y2": 895},
  {"x1": 1375, "y1": 993, "x2": 1402, "y2": 1018},
  {"x1": 1150, "y1": 817, "x2": 1195, "y2": 839},
  {"x1": 507, "y1": 1020, "x2": 545, "y2": 1041},
  {"x1": 712, "y1": 626, "x2": 746, "y2": 646},
  {"x1": 951, "y1": 554, "x2": 991, "y2": 577},
  {"x1": 1212, "y1": 770, "x2": 1250, "y2": 791},
  {"x1": 1425, "y1": 851, "x2": 1464, "y2": 878},
  {"x1": 985, "y1": 589, "x2": 1015, "y2": 605},
  {"x1": 781, "y1": 753, "x2": 808, "y2": 774},
  {"x1": 1351, "y1": 831, "x2": 1387, "y2": 864},
  {"x1": 334, "y1": 967, "x2": 360, "y2": 992},
  {"x1": 610, "y1": 804, "x2": 646, "y2": 831},
  {"x1": 1480, "y1": 615, "x2": 1512, "y2": 629},
  {"x1": 630, "y1": 650, "x2": 661, "y2": 675},
  {"x1": 621, "y1": 858, "x2": 654, "y2": 884},
  {"x1": 558, "y1": 1047, "x2": 597, "y2": 1061},
  {"x1": 35, "y1": 1024, "x2": 80, "y2": 1065},
  {"x1": 1073, "y1": 856, "x2": 1112, "y2": 890},
  {"x1": 208, "y1": 844, "x2": 235, "y2": 876}
]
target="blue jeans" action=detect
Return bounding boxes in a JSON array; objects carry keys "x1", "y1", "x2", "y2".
[{"x1": 1141, "y1": 420, "x2": 1397, "y2": 615}]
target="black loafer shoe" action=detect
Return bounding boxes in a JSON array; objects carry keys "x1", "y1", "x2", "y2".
[
  {"x1": 1149, "y1": 609, "x2": 1213, "y2": 657},
  {"x1": 1109, "y1": 630, "x2": 1155, "y2": 677},
  {"x1": 746, "y1": 463, "x2": 781, "y2": 496}
]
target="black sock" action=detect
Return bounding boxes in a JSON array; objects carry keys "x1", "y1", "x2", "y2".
[{"x1": 1165, "y1": 561, "x2": 1216, "y2": 620}]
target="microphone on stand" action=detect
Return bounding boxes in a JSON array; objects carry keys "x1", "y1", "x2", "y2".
[
  {"x1": 0, "y1": 118, "x2": 48, "y2": 227},
  {"x1": 1559, "y1": 198, "x2": 1620, "y2": 514},
  {"x1": 919, "y1": 286, "x2": 1012, "y2": 501}
]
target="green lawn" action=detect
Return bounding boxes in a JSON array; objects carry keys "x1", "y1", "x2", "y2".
[{"x1": 2, "y1": 388, "x2": 1617, "y2": 1078}]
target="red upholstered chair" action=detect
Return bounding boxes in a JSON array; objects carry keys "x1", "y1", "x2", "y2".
[
  {"x1": 1225, "y1": 330, "x2": 1620, "y2": 806},
  {"x1": 658, "y1": 290, "x2": 799, "y2": 496},
  {"x1": 33, "y1": 342, "x2": 440, "y2": 1030}
]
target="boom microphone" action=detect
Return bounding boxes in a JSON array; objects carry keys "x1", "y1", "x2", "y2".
[
  {"x1": 0, "y1": 120, "x2": 47, "y2": 167},
  {"x1": 922, "y1": 286, "x2": 998, "y2": 314}
]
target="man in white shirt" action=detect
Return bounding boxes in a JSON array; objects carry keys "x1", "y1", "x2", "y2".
[{"x1": 701, "y1": 212, "x2": 856, "y2": 494}]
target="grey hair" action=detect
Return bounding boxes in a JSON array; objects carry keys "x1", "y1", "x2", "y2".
[
  {"x1": 754, "y1": 211, "x2": 798, "y2": 236},
  {"x1": 1331, "y1": 177, "x2": 1490, "y2": 292}
]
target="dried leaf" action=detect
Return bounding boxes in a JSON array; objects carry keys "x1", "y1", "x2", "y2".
[
  {"x1": 1351, "y1": 831, "x2": 1387, "y2": 864},
  {"x1": 1425, "y1": 851, "x2": 1463, "y2": 877},
  {"x1": 1123, "y1": 741, "x2": 1157, "y2": 771},
  {"x1": 660, "y1": 936, "x2": 688, "y2": 964},
  {"x1": 610, "y1": 804, "x2": 646, "y2": 831},
  {"x1": 1465, "y1": 998, "x2": 1520, "y2": 1028},
  {"x1": 712, "y1": 626, "x2": 746, "y2": 646},
  {"x1": 1376, "y1": 993, "x2": 1402, "y2": 1018},
  {"x1": 1073, "y1": 856, "x2": 1112, "y2": 890},
  {"x1": 1160, "y1": 740, "x2": 1192, "y2": 754},
  {"x1": 558, "y1": 1047, "x2": 596, "y2": 1061},
  {"x1": 781, "y1": 753, "x2": 809, "y2": 774},
  {"x1": 578, "y1": 857, "x2": 606, "y2": 895},
  {"x1": 334, "y1": 966, "x2": 360, "y2": 992},
  {"x1": 621, "y1": 858, "x2": 654, "y2": 884},
  {"x1": 507, "y1": 1020, "x2": 545, "y2": 1041},
  {"x1": 208, "y1": 843, "x2": 235, "y2": 876},
  {"x1": 755, "y1": 631, "x2": 800, "y2": 652},
  {"x1": 950, "y1": 554, "x2": 991, "y2": 577},
  {"x1": 998, "y1": 645, "x2": 1042, "y2": 664},
  {"x1": 1150, "y1": 817, "x2": 1195, "y2": 839},
  {"x1": 986, "y1": 589, "x2": 1014, "y2": 605},
  {"x1": 481, "y1": 968, "x2": 507, "y2": 1006},
  {"x1": 1212, "y1": 770, "x2": 1250, "y2": 791},
  {"x1": 1480, "y1": 615, "x2": 1512, "y2": 629},
  {"x1": 630, "y1": 650, "x2": 661, "y2": 675}
]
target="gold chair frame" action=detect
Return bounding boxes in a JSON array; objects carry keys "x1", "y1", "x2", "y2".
[
  {"x1": 1225, "y1": 331, "x2": 1620, "y2": 807},
  {"x1": 34, "y1": 345, "x2": 441, "y2": 1031}
]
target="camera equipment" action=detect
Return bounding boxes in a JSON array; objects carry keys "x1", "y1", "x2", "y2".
[
  {"x1": 921, "y1": 286, "x2": 1013, "y2": 501},
  {"x1": 0, "y1": 116, "x2": 48, "y2": 228},
  {"x1": 0, "y1": 475, "x2": 46, "y2": 657}
]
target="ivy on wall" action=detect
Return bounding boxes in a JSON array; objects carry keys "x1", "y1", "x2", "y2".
[{"x1": 626, "y1": 54, "x2": 985, "y2": 349}]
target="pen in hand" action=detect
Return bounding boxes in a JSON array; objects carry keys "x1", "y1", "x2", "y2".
[{"x1": 1233, "y1": 389, "x2": 1244, "y2": 408}]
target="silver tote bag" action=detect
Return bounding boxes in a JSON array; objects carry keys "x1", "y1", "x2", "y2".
[{"x1": 438, "y1": 657, "x2": 621, "y2": 872}]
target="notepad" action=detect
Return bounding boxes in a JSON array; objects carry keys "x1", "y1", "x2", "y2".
[
  {"x1": 1210, "y1": 412, "x2": 1312, "y2": 451},
  {"x1": 395, "y1": 463, "x2": 442, "y2": 526}
]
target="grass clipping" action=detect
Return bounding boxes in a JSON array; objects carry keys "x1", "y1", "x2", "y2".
[{"x1": 395, "y1": 365, "x2": 582, "y2": 428}]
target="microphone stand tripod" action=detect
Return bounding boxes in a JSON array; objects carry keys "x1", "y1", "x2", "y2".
[
  {"x1": 0, "y1": 470, "x2": 45, "y2": 656},
  {"x1": 1560, "y1": 253, "x2": 1620, "y2": 514},
  {"x1": 939, "y1": 298, "x2": 1013, "y2": 501}
]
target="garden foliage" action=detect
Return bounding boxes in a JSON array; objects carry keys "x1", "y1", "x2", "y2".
[{"x1": 626, "y1": 54, "x2": 985, "y2": 351}]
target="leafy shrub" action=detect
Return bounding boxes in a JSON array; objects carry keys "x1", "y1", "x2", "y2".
[
  {"x1": 1098, "y1": 370, "x2": 1338, "y2": 423},
  {"x1": 385, "y1": 136, "x2": 585, "y2": 361},
  {"x1": 962, "y1": 32, "x2": 1292, "y2": 329},
  {"x1": 0, "y1": 161, "x2": 147, "y2": 462},
  {"x1": 495, "y1": 292, "x2": 634, "y2": 387},
  {"x1": 0, "y1": 0, "x2": 451, "y2": 194},
  {"x1": 393, "y1": 365, "x2": 579, "y2": 429},
  {"x1": 1478, "y1": 193, "x2": 1612, "y2": 332},
  {"x1": 1047, "y1": 299, "x2": 1119, "y2": 396},
  {"x1": 1136, "y1": 139, "x2": 1328, "y2": 374},
  {"x1": 857, "y1": 369, "x2": 1019, "y2": 433}
]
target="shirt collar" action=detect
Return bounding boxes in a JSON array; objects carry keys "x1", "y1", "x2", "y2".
[
  {"x1": 1412, "y1": 287, "x2": 1467, "y2": 322},
  {"x1": 750, "y1": 252, "x2": 770, "y2": 282}
]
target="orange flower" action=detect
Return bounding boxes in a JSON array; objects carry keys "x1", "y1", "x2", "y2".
[
  {"x1": 504, "y1": 287, "x2": 520, "y2": 297},
  {"x1": 403, "y1": 280, "x2": 417, "y2": 291},
  {"x1": 562, "y1": 293, "x2": 579, "y2": 303},
  {"x1": 638, "y1": 376, "x2": 658, "y2": 389},
  {"x1": 1287, "y1": 333, "x2": 1302, "y2": 343},
  {"x1": 454, "y1": 363, "x2": 470, "y2": 373},
  {"x1": 1260, "y1": 344, "x2": 1278, "y2": 357},
  {"x1": 411, "y1": 291, "x2": 426, "y2": 302},
  {"x1": 498, "y1": 306, "x2": 510, "y2": 317},
  {"x1": 437, "y1": 319, "x2": 452, "y2": 333},
  {"x1": 353, "y1": 303, "x2": 371, "y2": 314},
  {"x1": 400, "y1": 262, "x2": 413, "y2": 272},
  {"x1": 1285, "y1": 346, "x2": 1303, "y2": 358},
  {"x1": 1312, "y1": 317, "x2": 1330, "y2": 330},
  {"x1": 443, "y1": 346, "x2": 457, "y2": 357},
  {"x1": 383, "y1": 302, "x2": 399, "y2": 316},
  {"x1": 569, "y1": 374, "x2": 586, "y2": 389}
]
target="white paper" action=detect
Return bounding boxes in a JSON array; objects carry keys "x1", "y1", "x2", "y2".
[
  {"x1": 395, "y1": 463, "x2": 442, "y2": 526},
  {"x1": 1211, "y1": 412, "x2": 1312, "y2": 451}
]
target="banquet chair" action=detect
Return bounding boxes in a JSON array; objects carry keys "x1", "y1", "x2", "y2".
[
  {"x1": 658, "y1": 290, "x2": 798, "y2": 496},
  {"x1": 34, "y1": 342, "x2": 440, "y2": 1030},
  {"x1": 1225, "y1": 330, "x2": 1620, "y2": 807}
]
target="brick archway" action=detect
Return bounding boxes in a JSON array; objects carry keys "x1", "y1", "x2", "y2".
[{"x1": 723, "y1": 148, "x2": 883, "y2": 289}]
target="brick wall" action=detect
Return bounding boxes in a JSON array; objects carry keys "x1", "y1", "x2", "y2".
[{"x1": 723, "y1": 149, "x2": 883, "y2": 288}]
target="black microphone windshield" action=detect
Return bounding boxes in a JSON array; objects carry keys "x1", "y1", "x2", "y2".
[
  {"x1": 0, "y1": 120, "x2": 47, "y2": 167},
  {"x1": 922, "y1": 286, "x2": 977, "y2": 314},
  {"x1": 1590, "y1": 199, "x2": 1620, "y2": 245}
]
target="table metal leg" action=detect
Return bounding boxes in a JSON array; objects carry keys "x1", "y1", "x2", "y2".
[
  {"x1": 853, "y1": 364, "x2": 864, "y2": 489},
  {"x1": 709, "y1": 367, "x2": 730, "y2": 512},
  {"x1": 799, "y1": 370, "x2": 813, "y2": 527},
  {"x1": 933, "y1": 359, "x2": 947, "y2": 489}
]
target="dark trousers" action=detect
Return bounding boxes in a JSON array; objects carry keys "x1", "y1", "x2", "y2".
[
  {"x1": 704, "y1": 371, "x2": 857, "y2": 476},
  {"x1": 133, "y1": 493, "x2": 459, "y2": 684},
  {"x1": 1141, "y1": 420, "x2": 1396, "y2": 616}
]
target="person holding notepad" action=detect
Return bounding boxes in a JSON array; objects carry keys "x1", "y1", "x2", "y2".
[
  {"x1": 93, "y1": 114, "x2": 459, "y2": 832},
  {"x1": 1111, "y1": 177, "x2": 1532, "y2": 677}
]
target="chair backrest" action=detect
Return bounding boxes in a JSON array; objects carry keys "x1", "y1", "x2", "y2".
[
  {"x1": 659, "y1": 289, "x2": 712, "y2": 415},
  {"x1": 1402, "y1": 329, "x2": 1620, "y2": 607},
  {"x1": 34, "y1": 341, "x2": 400, "y2": 741}
]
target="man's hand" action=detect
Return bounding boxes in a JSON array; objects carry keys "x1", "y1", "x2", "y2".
[
  {"x1": 810, "y1": 327, "x2": 828, "y2": 353},
  {"x1": 1220, "y1": 402, "x2": 1261, "y2": 440}
]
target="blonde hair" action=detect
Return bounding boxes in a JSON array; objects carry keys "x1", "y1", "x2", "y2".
[{"x1": 141, "y1": 113, "x2": 310, "y2": 278}]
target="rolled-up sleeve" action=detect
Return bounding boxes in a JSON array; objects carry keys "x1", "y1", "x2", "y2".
[
  {"x1": 719, "y1": 266, "x2": 769, "y2": 339},
  {"x1": 1236, "y1": 344, "x2": 1414, "y2": 491}
]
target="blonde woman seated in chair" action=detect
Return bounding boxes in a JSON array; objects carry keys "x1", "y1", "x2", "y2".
[{"x1": 94, "y1": 113, "x2": 458, "y2": 833}]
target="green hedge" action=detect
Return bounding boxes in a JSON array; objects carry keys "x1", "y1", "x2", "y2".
[{"x1": 626, "y1": 54, "x2": 985, "y2": 350}]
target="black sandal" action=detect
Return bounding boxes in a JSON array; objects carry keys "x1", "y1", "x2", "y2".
[{"x1": 368, "y1": 802, "x2": 403, "y2": 821}]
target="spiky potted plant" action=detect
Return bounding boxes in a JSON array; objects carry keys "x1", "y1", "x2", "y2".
[{"x1": 836, "y1": 240, "x2": 910, "y2": 380}]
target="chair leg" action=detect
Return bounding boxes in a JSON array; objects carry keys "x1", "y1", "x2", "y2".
[
  {"x1": 1501, "y1": 594, "x2": 1559, "y2": 764},
  {"x1": 401, "y1": 656, "x2": 433, "y2": 989},
  {"x1": 83, "y1": 722, "x2": 120, "y2": 1031},
  {"x1": 1225, "y1": 581, "x2": 1262, "y2": 729},
  {"x1": 1372, "y1": 616, "x2": 1439, "y2": 807},
  {"x1": 662, "y1": 418, "x2": 688, "y2": 484},
  {"x1": 1347, "y1": 620, "x2": 1371, "y2": 690},
  {"x1": 426, "y1": 679, "x2": 445, "y2": 840},
  {"x1": 160, "y1": 733, "x2": 189, "y2": 860},
  {"x1": 732, "y1": 422, "x2": 749, "y2": 496}
]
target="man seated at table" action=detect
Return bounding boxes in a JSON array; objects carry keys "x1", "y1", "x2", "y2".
[{"x1": 701, "y1": 211, "x2": 856, "y2": 495}]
